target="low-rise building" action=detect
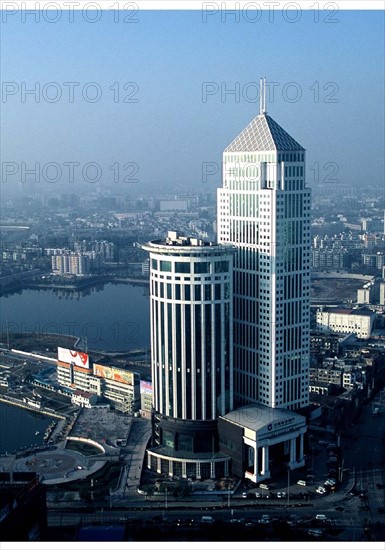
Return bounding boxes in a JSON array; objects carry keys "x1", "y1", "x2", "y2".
[
  {"x1": 93, "y1": 363, "x2": 140, "y2": 413},
  {"x1": 316, "y1": 307, "x2": 376, "y2": 339},
  {"x1": 56, "y1": 347, "x2": 140, "y2": 414},
  {"x1": 71, "y1": 390, "x2": 97, "y2": 408},
  {"x1": 218, "y1": 404, "x2": 307, "y2": 484},
  {"x1": 310, "y1": 331, "x2": 341, "y2": 357},
  {"x1": 57, "y1": 361, "x2": 101, "y2": 394}
]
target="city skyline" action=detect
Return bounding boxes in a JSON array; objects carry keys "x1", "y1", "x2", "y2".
[
  {"x1": 1, "y1": 4, "x2": 385, "y2": 544},
  {"x1": 1, "y1": 9, "x2": 384, "y2": 197}
]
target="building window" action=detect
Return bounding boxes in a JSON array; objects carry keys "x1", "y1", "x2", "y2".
[
  {"x1": 193, "y1": 285, "x2": 201, "y2": 301},
  {"x1": 175, "y1": 262, "x2": 191, "y2": 273},
  {"x1": 194, "y1": 262, "x2": 210, "y2": 274},
  {"x1": 215, "y1": 260, "x2": 229, "y2": 273},
  {"x1": 160, "y1": 260, "x2": 172, "y2": 272}
]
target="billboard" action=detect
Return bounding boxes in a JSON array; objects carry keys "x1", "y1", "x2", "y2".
[
  {"x1": 58, "y1": 347, "x2": 90, "y2": 369},
  {"x1": 94, "y1": 363, "x2": 134, "y2": 386},
  {"x1": 140, "y1": 380, "x2": 152, "y2": 394}
]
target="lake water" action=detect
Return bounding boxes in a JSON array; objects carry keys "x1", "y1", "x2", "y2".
[
  {"x1": 0, "y1": 283, "x2": 151, "y2": 352},
  {"x1": 0, "y1": 283, "x2": 151, "y2": 452},
  {"x1": 0, "y1": 401, "x2": 52, "y2": 454}
]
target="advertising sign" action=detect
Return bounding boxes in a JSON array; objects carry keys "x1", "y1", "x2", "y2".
[
  {"x1": 94, "y1": 363, "x2": 134, "y2": 385},
  {"x1": 140, "y1": 380, "x2": 152, "y2": 394},
  {"x1": 57, "y1": 347, "x2": 90, "y2": 369}
]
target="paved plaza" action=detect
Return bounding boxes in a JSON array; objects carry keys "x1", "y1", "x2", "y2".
[
  {"x1": 0, "y1": 408, "x2": 136, "y2": 485},
  {"x1": 70, "y1": 408, "x2": 133, "y2": 450}
]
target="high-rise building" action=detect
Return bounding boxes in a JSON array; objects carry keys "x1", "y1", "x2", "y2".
[
  {"x1": 143, "y1": 231, "x2": 235, "y2": 479},
  {"x1": 51, "y1": 253, "x2": 90, "y2": 276},
  {"x1": 217, "y1": 82, "x2": 311, "y2": 411}
]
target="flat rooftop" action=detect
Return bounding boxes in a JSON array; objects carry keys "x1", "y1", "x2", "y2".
[
  {"x1": 221, "y1": 403, "x2": 305, "y2": 432},
  {"x1": 142, "y1": 231, "x2": 235, "y2": 256},
  {"x1": 321, "y1": 307, "x2": 375, "y2": 316}
]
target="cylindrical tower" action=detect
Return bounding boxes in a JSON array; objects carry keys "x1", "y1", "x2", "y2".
[{"x1": 142, "y1": 231, "x2": 234, "y2": 479}]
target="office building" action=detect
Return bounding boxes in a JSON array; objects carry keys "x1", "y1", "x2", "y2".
[
  {"x1": 215, "y1": 82, "x2": 309, "y2": 481},
  {"x1": 143, "y1": 231, "x2": 235, "y2": 479},
  {"x1": 217, "y1": 81, "x2": 311, "y2": 411}
]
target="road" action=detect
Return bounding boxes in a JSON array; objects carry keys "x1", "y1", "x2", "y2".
[
  {"x1": 45, "y1": 394, "x2": 385, "y2": 541},
  {"x1": 341, "y1": 392, "x2": 385, "y2": 521},
  {"x1": 111, "y1": 417, "x2": 151, "y2": 499}
]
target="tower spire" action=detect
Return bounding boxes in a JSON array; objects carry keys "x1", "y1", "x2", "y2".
[{"x1": 260, "y1": 77, "x2": 267, "y2": 115}]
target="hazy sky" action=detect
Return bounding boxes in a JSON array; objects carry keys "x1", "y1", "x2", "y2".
[{"x1": 1, "y1": 9, "x2": 384, "y2": 196}]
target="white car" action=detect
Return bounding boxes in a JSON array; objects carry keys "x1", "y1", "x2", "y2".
[
  {"x1": 324, "y1": 478, "x2": 336, "y2": 486},
  {"x1": 277, "y1": 491, "x2": 286, "y2": 498},
  {"x1": 316, "y1": 486, "x2": 326, "y2": 494}
]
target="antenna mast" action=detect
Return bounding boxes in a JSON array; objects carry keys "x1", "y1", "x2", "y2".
[
  {"x1": 263, "y1": 76, "x2": 267, "y2": 114},
  {"x1": 260, "y1": 77, "x2": 267, "y2": 115}
]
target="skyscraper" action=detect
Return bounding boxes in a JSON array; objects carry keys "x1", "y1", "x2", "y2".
[
  {"x1": 217, "y1": 81, "x2": 311, "y2": 411},
  {"x1": 143, "y1": 231, "x2": 235, "y2": 479}
]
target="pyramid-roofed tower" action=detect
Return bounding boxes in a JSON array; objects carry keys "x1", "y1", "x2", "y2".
[{"x1": 224, "y1": 113, "x2": 304, "y2": 153}]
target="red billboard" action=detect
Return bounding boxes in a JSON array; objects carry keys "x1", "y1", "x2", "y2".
[{"x1": 57, "y1": 347, "x2": 90, "y2": 369}]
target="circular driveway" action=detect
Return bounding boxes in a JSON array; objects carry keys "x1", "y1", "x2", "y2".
[{"x1": 14, "y1": 449, "x2": 88, "y2": 480}]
